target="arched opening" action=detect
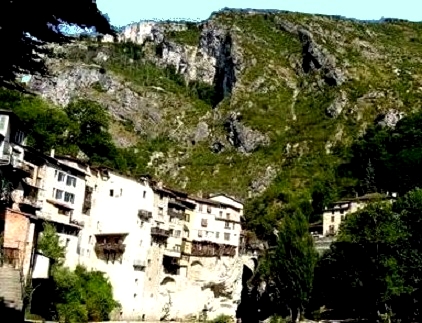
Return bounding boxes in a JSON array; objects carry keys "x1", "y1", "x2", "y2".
[
  {"x1": 191, "y1": 260, "x2": 203, "y2": 267},
  {"x1": 160, "y1": 276, "x2": 176, "y2": 285}
]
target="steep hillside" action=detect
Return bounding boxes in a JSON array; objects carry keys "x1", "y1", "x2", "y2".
[{"x1": 21, "y1": 9, "x2": 422, "y2": 201}]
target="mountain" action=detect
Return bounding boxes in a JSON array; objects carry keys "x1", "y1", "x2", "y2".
[{"x1": 19, "y1": 9, "x2": 422, "y2": 202}]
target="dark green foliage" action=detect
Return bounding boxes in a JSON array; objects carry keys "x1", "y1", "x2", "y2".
[
  {"x1": 312, "y1": 189, "x2": 422, "y2": 322},
  {"x1": 34, "y1": 224, "x2": 118, "y2": 322},
  {"x1": 262, "y1": 210, "x2": 317, "y2": 321},
  {"x1": 0, "y1": 0, "x2": 113, "y2": 89},
  {"x1": 349, "y1": 111, "x2": 422, "y2": 195}
]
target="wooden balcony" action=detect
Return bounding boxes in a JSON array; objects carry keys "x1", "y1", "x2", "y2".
[{"x1": 94, "y1": 242, "x2": 126, "y2": 253}]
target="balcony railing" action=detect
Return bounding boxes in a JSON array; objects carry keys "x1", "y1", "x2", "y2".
[
  {"x1": 151, "y1": 227, "x2": 170, "y2": 237},
  {"x1": 94, "y1": 242, "x2": 126, "y2": 253},
  {"x1": 138, "y1": 209, "x2": 152, "y2": 221},
  {"x1": 168, "y1": 208, "x2": 185, "y2": 219}
]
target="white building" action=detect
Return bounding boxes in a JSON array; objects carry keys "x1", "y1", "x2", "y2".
[
  {"x1": 81, "y1": 167, "x2": 154, "y2": 321},
  {"x1": 322, "y1": 193, "x2": 397, "y2": 236},
  {"x1": 20, "y1": 151, "x2": 88, "y2": 269}
]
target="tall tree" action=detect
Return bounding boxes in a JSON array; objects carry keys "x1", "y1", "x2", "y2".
[
  {"x1": 267, "y1": 210, "x2": 318, "y2": 322},
  {"x1": 363, "y1": 158, "x2": 377, "y2": 194},
  {"x1": 0, "y1": 1, "x2": 114, "y2": 88}
]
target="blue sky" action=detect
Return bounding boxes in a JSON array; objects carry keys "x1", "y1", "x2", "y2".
[{"x1": 96, "y1": 0, "x2": 421, "y2": 27}]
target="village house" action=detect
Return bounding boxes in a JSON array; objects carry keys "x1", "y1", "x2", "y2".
[
  {"x1": 322, "y1": 192, "x2": 398, "y2": 237},
  {"x1": 0, "y1": 110, "x2": 43, "y2": 313},
  {"x1": 184, "y1": 194, "x2": 244, "y2": 260}
]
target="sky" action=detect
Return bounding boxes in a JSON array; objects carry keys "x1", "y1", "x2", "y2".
[{"x1": 96, "y1": 0, "x2": 421, "y2": 27}]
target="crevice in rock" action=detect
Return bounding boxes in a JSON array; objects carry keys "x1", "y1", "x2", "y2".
[{"x1": 212, "y1": 33, "x2": 236, "y2": 107}]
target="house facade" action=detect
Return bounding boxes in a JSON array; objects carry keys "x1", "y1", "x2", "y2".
[{"x1": 322, "y1": 193, "x2": 397, "y2": 237}]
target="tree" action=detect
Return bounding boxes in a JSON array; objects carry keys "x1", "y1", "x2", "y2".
[
  {"x1": 363, "y1": 158, "x2": 377, "y2": 194},
  {"x1": 64, "y1": 99, "x2": 117, "y2": 165},
  {"x1": 313, "y1": 200, "x2": 412, "y2": 321},
  {"x1": 266, "y1": 210, "x2": 318, "y2": 322},
  {"x1": 37, "y1": 222, "x2": 66, "y2": 266},
  {"x1": 0, "y1": 1, "x2": 114, "y2": 88}
]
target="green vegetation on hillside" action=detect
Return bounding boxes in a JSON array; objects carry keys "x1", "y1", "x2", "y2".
[{"x1": 6, "y1": 11, "x2": 422, "y2": 211}]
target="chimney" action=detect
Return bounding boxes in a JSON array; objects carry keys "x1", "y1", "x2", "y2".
[{"x1": 50, "y1": 149, "x2": 55, "y2": 158}]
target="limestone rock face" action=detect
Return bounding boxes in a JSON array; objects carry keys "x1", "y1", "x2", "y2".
[{"x1": 148, "y1": 255, "x2": 257, "y2": 321}]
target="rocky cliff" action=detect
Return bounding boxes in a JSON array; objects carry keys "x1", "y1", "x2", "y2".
[{"x1": 21, "y1": 9, "x2": 422, "y2": 201}]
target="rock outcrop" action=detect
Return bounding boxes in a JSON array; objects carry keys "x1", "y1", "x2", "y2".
[
  {"x1": 225, "y1": 112, "x2": 269, "y2": 153},
  {"x1": 277, "y1": 19, "x2": 345, "y2": 86}
]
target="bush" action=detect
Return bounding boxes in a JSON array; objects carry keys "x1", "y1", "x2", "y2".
[{"x1": 209, "y1": 314, "x2": 233, "y2": 323}]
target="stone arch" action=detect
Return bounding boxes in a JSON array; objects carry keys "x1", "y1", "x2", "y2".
[
  {"x1": 191, "y1": 260, "x2": 203, "y2": 267},
  {"x1": 160, "y1": 276, "x2": 176, "y2": 285}
]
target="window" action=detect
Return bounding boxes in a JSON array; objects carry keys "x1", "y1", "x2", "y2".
[
  {"x1": 0, "y1": 115, "x2": 6, "y2": 131},
  {"x1": 52, "y1": 188, "x2": 56, "y2": 198},
  {"x1": 198, "y1": 204, "x2": 203, "y2": 212},
  {"x1": 66, "y1": 175, "x2": 76, "y2": 187},
  {"x1": 207, "y1": 206, "x2": 211, "y2": 213},
  {"x1": 216, "y1": 232, "x2": 220, "y2": 239},
  {"x1": 14, "y1": 130, "x2": 25, "y2": 144},
  {"x1": 219, "y1": 211, "x2": 223, "y2": 218},
  {"x1": 57, "y1": 172, "x2": 65, "y2": 182},
  {"x1": 198, "y1": 230, "x2": 203, "y2": 237},
  {"x1": 64, "y1": 192, "x2": 75, "y2": 204},
  {"x1": 185, "y1": 214, "x2": 190, "y2": 222},
  {"x1": 174, "y1": 245, "x2": 181, "y2": 251},
  {"x1": 226, "y1": 213, "x2": 231, "y2": 220},
  {"x1": 158, "y1": 207, "x2": 163, "y2": 216},
  {"x1": 331, "y1": 216, "x2": 335, "y2": 222},
  {"x1": 169, "y1": 229, "x2": 174, "y2": 237},
  {"x1": 143, "y1": 191, "x2": 146, "y2": 198},
  {"x1": 184, "y1": 230, "x2": 189, "y2": 238},
  {"x1": 110, "y1": 189, "x2": 114, "y2": 197},
  {"x1": 224, "y1": 233, "x2": 230, "y2": 241},
  {"x1": 201, "y1": 218, "x2": 208, "y2": 227},
  {"x1": 55, "y1": 189, "x2": 63, "y2": 200},
  {"x1": 159, "y1": 193, "x2": 163, "y2": 200},
  {"x1": 232, "y1": 222, "x2": 235, "y2": 229},
  {"x1": 65, "y1": 238, "x2": 70, "y2": 247},
  {"x1": 120, "y1": 188, "x2": 123, "y2": 196},
  {"x1": 225, "y1": 221, "x2": 230, "y2": 229}
]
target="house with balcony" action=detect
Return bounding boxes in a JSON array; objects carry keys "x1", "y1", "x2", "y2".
[
  {"x1": 84, "y1": 168, "x2": 154, "y2": 321},
  {"x1": 14, "y1": 150, "x2": 90, "y2": 270},
  {"x1": 185, "y1": 194, "x2": 244, "y2": 259}
]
